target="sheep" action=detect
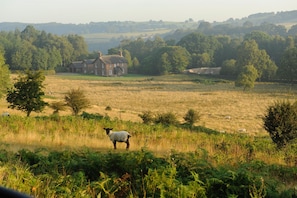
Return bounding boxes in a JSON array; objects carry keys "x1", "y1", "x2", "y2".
[
  {"x1": 238, "y1": 128, "x2": 247, "y2": 133},
  {"x1": 103, "y1": 127, "x2": 131, "y2": 150},
  {"x1": 2, "y1": 112, "x2": 9, "y2": 117}
]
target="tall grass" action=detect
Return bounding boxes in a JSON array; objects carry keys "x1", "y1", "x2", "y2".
[{"x1": 0, "y1": 114, "x2": 293, "y2": 168}]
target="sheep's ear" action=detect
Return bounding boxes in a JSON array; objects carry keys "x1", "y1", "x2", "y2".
[
  {"x1": 110, "y1": 128, "x2": 113, "y2": 130},
  {"x1": 103, "y1": 128, "x2": 106, "y2": 130}
]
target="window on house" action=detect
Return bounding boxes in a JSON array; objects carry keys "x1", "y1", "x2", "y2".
[{"x1": 109, "y1": 70, "x2": 113, "y2": 75}]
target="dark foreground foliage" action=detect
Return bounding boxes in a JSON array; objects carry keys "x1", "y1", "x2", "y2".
[{"x1": 0, "y1": 149, "x2": 296, "y2": 197}]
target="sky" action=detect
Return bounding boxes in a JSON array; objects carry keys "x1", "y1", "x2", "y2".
[{"x1": 1, "y1": 0, "x2": 296, "y2": 24}]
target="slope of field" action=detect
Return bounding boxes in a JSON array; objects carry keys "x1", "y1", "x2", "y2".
[{"x1": 2, "y1": 73, "x2": 294, "y2": 136}]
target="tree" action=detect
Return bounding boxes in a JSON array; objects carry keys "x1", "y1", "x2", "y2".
[
  {"x1": 236, "y1": 40, "x2": 277, "y2": 80},
  {"x1": 220, "y1": 59, "x2": 237, "y2": 76},
  {"x1": 196, "y1": 53, "x2": 212, "y2": 67},
  {"x1": 183, "y1": 109, "x2": 200, "y2": 126},
  {"x1": 0, "y1": 51, "x2": 11, "y2": 98},
  {"x1": 49, "y1": 101, "x2": 66, "y2": 115},
  {"x1": 67, "y1": 34, "x2": 88, "y2": 60},
  {"x1": 6, "y1": 70, "x2": 47, "y2": 116},
  {"x1": 263, "y1": 100, "x2": 297, "y2": 148},
  {"x1": 123, "y1": 49, "x2": 132, "y2": 68},
  {"x1": 132, "y1": 57, "x2": 140, "y2": 73},
  {"x1": 144, "y1": 46, "x2": 190, "y2": 75},
  {"x1": 11, "y1": 40, "x2": 35, "y2": 70},
  {"x1": 64, "y1": 88, "x2": 90, "y2": 116},
  {"x1": 278, "y1": 47, "x2": 297, "y2": 83},
  {"x1": 177, "y1": 32, "x2": 221, "y2": 63},
  {"x1": 235, "y1": 65, "x2": 258, "y2": 90},
  {"x1": 32, "y1": 48, "x2": 49, "y2": 70}
]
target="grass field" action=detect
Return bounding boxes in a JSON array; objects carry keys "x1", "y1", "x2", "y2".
[
  {"x1": 40, "y1": 73, "x2": 297, "y2": 135},
  {"x1": 1, "y1": 73, "x2": 297, "y2": 197},
  {"x1": 2, "y1": 73, "x2": 297, "y2": 154},
  {"x1": 3, "y1": 73, "x2": 297, "y2": 136}
]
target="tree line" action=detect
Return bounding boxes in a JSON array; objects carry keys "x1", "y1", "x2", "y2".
[
  {"x1": 0, "y1": 25, "x2": 88, "y2": 71},
  {"x1": 115, "y1": 31, "x2": 297, "y2": 84},
  {"x1": 1, "y1": 25, "x2": 297, "y2": 85}
]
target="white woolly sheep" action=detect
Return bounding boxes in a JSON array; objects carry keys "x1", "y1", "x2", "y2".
[
  {"x1": 238, "y1": 128, "x2": 247, "y2": 133},
  {"x1": 103, "y1": 127, "x2": 131, "y2": 150},
  {"x1": 2, "y1": 112, "x2": 9, "y2": 117}
]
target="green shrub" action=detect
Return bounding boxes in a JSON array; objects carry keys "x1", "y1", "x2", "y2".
[
  {"x1": 154, "y1": 112, "x2": 179, "y2": 126},
  {"x1": 263, "y1": 100, "x2": 297, "y2": 148},
  {"x1": 138, "y1": 111, "x2": 155, "y2": 124},
  {"x1": 183, "y1": 109, "x2": 200, "y2": 126},
  {"x1": 80, "y1": 111, "x2": 104, "y2": 120},
  {"x1": 105, "y1": 106, "x2": 112, "y2": 111}
]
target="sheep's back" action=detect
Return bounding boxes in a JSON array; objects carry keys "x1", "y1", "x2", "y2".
[{"x1": 109, "y1": 131, "x2": 131, "y2": 142}]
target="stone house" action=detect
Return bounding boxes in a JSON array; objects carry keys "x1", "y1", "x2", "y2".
[{"x1": 69, "y1": 51, "x2": 128, "y2": 76}]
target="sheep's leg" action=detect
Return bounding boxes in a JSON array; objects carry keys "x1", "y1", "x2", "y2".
[
  {"x1": 126, "y1": 140, "x2": 130, "y2": 150},
  {"x1": 113, "y1": 141, "x2": 117, "y2": 149}
]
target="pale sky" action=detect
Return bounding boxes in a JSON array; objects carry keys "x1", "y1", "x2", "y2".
[{"x1": 1, "y1": 0, "x2": 296, "y2": 24}]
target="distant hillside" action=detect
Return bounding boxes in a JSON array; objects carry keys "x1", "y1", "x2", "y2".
[
  {"x1": 1, "y1": 10, "x2": 296, "y2": 53},
  {"x1": 216, "y1": 10, "x2": 297, "y2": 25}
]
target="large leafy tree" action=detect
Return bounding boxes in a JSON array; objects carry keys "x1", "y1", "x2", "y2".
[
  {"x1": 11, "y1": 40, "x2": 35, "y2": 70},
  {"x1": 64, "y1": 88, "x2": 90, "y2": 116},
  {"x1": 67, "y1": 34, "x2": 88, "y2": 60},
  {"x1": 6, "y1": 70, "x2": 48, "y2": 116},
  {"x1": 235, "y1": 65, "x2": 258, "y2": 91},
  {"x1": 220, "y1": 59, "x2": 237, "y2": 76},
  {"x1": 143, "y1": 46, "x2": 190, "y2": 75},
  {"x1": 177, "y1": 32, "x2": 221, "y2": 67},
  {"x1": 0, "y1": 50, "x2": 11, "y2": 98},
  {"x1": 278, "y1": 47, "x2": 297, "y2": 83},
  {"x1": 177, "y1": 32, "x2": 220, "y2": 55},
  {"x1": 236, "y1": 39, "x2": 277, "y2": 80}
]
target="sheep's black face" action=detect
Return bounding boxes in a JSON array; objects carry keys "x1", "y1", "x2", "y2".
[{"x1": 103, "y1": 128, "x2": 113, "y2": 135}]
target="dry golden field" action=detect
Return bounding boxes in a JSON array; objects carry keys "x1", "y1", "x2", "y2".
[
  {"x1": 1, "y1": 73, "x2": 297, "y2": 163},
  {"x1": 3, "y1": 73, "x2": 296, "y2": 136}
]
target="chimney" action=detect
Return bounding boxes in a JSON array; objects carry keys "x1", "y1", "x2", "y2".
[
  {"x1": 98, "y1": 51, "x2": 102, "y2": 58},
  {"x1": 119, "y1": 50, "x2": 123, "y2": 57}
]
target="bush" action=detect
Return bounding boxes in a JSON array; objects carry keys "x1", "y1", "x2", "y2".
[
  {"x1": 81, "y1": 111, "x2": 104, "y2": 120},
  {"x1": 263, "y1": 100, "x2": 297, "y2": 148},
  {"x1": 138, "y1": 111, "x2": 155, "y2": 124},
  {"x1": 155, "y1": 112, "x2": 179, "y2": 126},
  {"x1": 183, "y1": 109, "x2": 200, "y2": 126},
  {"x1": 105, "y1": 106, "x2": 112, "y2": 111}
]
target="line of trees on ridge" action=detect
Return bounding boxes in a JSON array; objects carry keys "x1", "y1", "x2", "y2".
[
  {"x1": 0, "y1": 25, "x2": 297, "y2": 85},
  {"x1": 0, "y1": 25, "x2": 88, "y2": 71}
]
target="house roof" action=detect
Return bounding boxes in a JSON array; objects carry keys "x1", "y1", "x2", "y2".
[
  {"x1": 83, "y1": 59, "x2": 95, "y2": 64},
  {"x1": 97, "y1": 55, "x2": 128, "y2": 64}
]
